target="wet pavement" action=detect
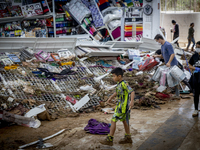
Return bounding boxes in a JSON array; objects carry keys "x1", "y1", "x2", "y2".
[
  {"x1": 52, "y1": 97, "x2": 194, "y2": 150},
  {"x1": 137, "y1": 98, "x2": 199, "y2": 150}
]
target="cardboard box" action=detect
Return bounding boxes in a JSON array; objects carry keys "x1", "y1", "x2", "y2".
[{"x1": 21, "y1": 3, "x2": 43, "y2": 17}]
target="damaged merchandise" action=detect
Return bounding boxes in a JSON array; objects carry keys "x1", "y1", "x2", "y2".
[{"x1": 0, "y1": 44, "x2": 192, "y2": 129}]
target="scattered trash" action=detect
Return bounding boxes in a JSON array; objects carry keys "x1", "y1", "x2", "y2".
[
  {"x1": 0, "y1": 110, "x2": 41, "y2": 128},
  {"x1": 36, "y1": 138, "x2": 53, "y2": 149},
  {"x1": 24, "y1": 104, "x2": 46, "y2": 118},
  {"x1": 72, "y1": 94, "x2": 90, "y2": 112},
  {"x1": 155, "y1": 92, "x2": 170, "y2": 100},
  {"x1": 138, "y1": 57, "x2": 159, "y2": 71},
  {"x1": 66, "y1": 96, "x2": 78, "y2": 104},
  {"x1": 157, "y1": 86, "x2": 167, "y2": 92},
  {"x1": 19, "y1": 129, "x2": 66, "y2": 149},
  {"x1": 0, "y1": 45, "x2": 193, "y2": 131},
  {"x1": 102, "y1": 108, "x2": 114, "y2": 114},
  {"x1": 79, "y1": 85, "x2": 96, "y2": 93}
]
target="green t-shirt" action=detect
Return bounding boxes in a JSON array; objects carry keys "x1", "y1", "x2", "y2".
[{"x1": 115, "y1": 80, "x2": 133, "y2": 114}]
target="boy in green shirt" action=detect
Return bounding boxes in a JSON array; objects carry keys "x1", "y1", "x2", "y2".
[{"x1": 100, "y1": 67, "x2": 135, "y2": 146}]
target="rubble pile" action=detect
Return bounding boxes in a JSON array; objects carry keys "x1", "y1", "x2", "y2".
[
  {"x1": 103, "y1": 70, "x2": 172, "y2": 109},
  {"x1": 0, "y1": 46, "x2": 187, "y2": 127},
  {"x1": 0, "y1": 49, "x2": 122, "y2": 121}
]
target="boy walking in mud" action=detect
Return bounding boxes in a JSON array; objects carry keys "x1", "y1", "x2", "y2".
[{"x1": 100, "y1": 67, "x2": 135, "y2": 146}]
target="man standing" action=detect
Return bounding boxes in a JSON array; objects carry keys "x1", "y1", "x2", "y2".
[
  {"x1": 189, "y1": 41, "x2": 200, "y2": 116},
  {"x1": 154, "y1": 34, "x2": 180, "y2": 98},
  {"x1": 171, "y1": 20, "x2": 179, "y2": 47},
  {"x1": 185, "y1": 23, "x2": 195, "y2": 52}
]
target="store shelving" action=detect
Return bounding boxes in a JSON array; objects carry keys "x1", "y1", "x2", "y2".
[
  {"x1": 0, "y1": 16, "x2": 24, "y2": 24},
  {"x1": 0, "y1": 13, "x2": 53, "y2": 24}
]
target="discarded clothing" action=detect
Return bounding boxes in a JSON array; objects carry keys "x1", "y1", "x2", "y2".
[
  {"x1": 37, "y1": 68, "x2": 76, "y2": 78},
  {"x1": 84, "y1": 119, "x2": 110, "y2": 135}
]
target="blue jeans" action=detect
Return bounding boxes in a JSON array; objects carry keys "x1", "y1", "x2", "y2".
[{"x1": 187, "y1": 37, "x2": 195, "y2": 49}]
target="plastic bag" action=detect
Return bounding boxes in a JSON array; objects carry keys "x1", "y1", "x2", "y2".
[
  {"x1": 156, "y1": 85, "x2": 167, "y2": 92},
  {"x1": 170, "y1": 65, "x2": 186, "y2": 82},
  {"x1": 132, "y1": 57, "x2": 143, "y2": 70},
  {"x1": 103, "y1": 14, "x2": 118, "y2": 24},
  {"x1": 108, "y1": 20, "x2": 121, "y2": 30},
  {"x1": 138, "y1": 57, "x2": 159, "y2": 71},
  {"x1": 152, "y1": 65, "x2": 168, "y2": 82},
  {"x1": 111, "y1": 9, "x2": 123, "y2": 17},
  {"x1": 159, "y1": 69, "x2": 169, "y2": 86},
  {"x1": 184, "y1": 69, "x2": 191, "y2": 80},
  {"x1": 128, "y1": 49, "x2": 140, "y2": 60},
  {"x1": 167, "y1": 71, "x2": 179, "y2": 87}
]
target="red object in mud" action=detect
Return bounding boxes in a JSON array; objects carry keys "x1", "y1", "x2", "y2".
[
  {"x1": 155, "y1": 92, "x2": 170, "y2": 100},
  {"x1": 138, "y1": 57, "x2": 159, "y2": 71},
  {"x1": 66, "y1": 96, "x2": 78, "y2": 104}
]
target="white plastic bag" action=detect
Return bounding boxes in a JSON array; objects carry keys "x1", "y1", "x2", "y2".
[
  {"x1": 167, "y1": 71, "x2": 179, "y2": 87},
  {"x1": 184, "y1": 69, "x2": 191, "y2": 80},
  {"x1": 128, "y1": 49, "x2": 140, "y2": 60},
  {"x1": 108, "y1": 20, "x2": 121, "y2": 30},
  {"x1": 111, "y1": 9, "x2": 123, "y2": 17},
  {"x1": 80, "y1": 85, "x2": 94, "y2": 91},
  {"x1": 152, "y1": 65, "x2": 168, "y2": 82},
  {"x1": 157, "y1": 85, "x2": 167, "y2": 92},
  {"x1": 103, "y1": 14, "x2": 118, "y2": 24},
  {"x1": 132, "y1": 57, "x2": 143, "y2": 70},
  {"x1": 170, "y1": 65, "x2": 186, "y2": 82}
]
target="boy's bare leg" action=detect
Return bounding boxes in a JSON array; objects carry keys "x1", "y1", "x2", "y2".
[
  {"x1": 122, "y1": 120, "x2": 130, "y2": 134},
  {"x1": 118, "y1": 121, "x2": 132, "y2": 144},
  {"x1": 109, "y1": 121, "x2": 116, "y2": 136},
  {"x1": 100, "y1": 121, "x2": 116, "y2": 146}
]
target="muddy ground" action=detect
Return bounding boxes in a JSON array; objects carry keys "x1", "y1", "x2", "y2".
[{"x1": 0, "y1": 96, "x2": 192, "y2": 150}]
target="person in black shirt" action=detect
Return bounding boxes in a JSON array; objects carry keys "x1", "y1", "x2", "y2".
[
  {"x1": 189, "y1": 41, "x2": 200, "y2": 117},
  {"x1": 155, "y1": 49, "x2": 164, "y2": 62},
  {"x1": 171, "y1": 20, "x2": 179, "y2": 47}
]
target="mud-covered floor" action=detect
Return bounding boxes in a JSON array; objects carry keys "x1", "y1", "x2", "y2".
[{"x1": 0, "y1": 96, "x2": 199, "y2": 150}]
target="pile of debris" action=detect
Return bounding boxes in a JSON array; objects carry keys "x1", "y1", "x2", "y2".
[
  {"x1": 103, "y1": 70, "x2": 174, "y2": 109},
  {"x1": 0, "y1": 48, "x2": 129, "y2": 127},
  {"x1": 1, "y1": 46, "x2": 188, "y2": 129}
]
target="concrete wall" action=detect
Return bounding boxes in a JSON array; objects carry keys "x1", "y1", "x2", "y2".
[{"x1": 160, "y1": 12, "x2": 200, "y2": 47}]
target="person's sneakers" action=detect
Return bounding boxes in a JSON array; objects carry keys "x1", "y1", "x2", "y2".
[
  {"x1": 118, "y1": 134, "x2": 133, "y2": 144},
  {"x1": 100, "y1": 134, "x2": 113, "y2": 146},
  {"x1": 192, "y1": 110, "x2": 199, "y2": 117}
]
